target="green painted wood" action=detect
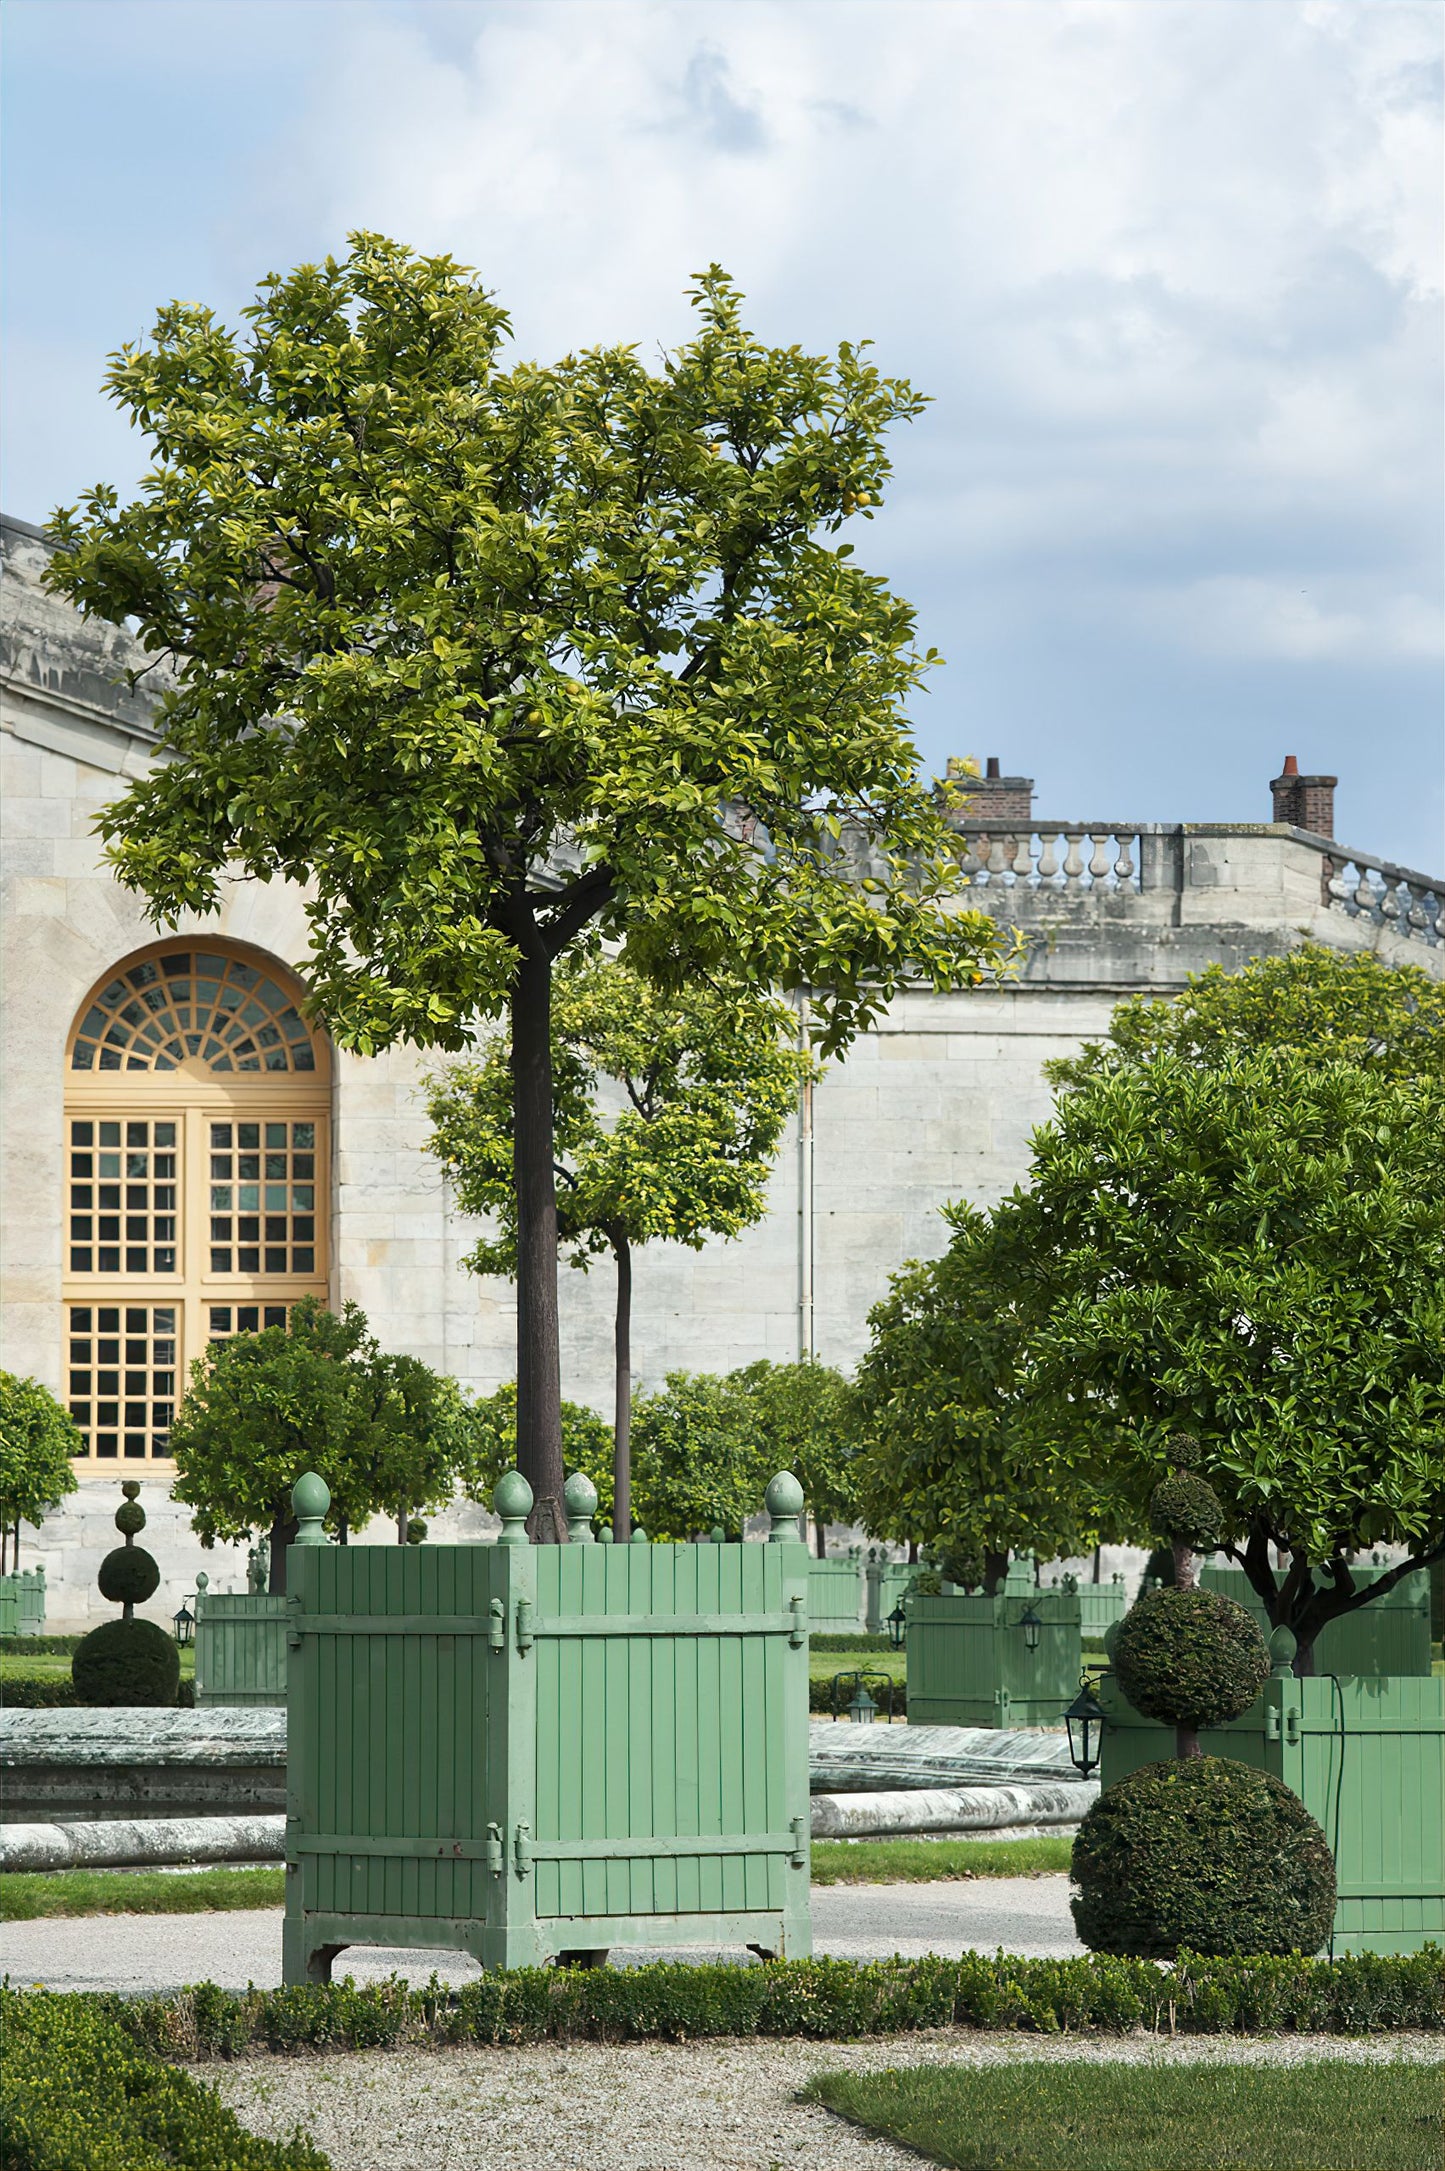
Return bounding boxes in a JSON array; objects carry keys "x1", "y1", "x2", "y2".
[
  {"x1": 0, "y1": 1570, "x2": 46, "y2": 1636},
  {"x1": 808, "y1": 1558, "x2": 863, "y2": 1630},
  {"x1": 1098, "y1": 1672, "x2": 1445, "y2": 1955},
  {"x1": 194, "y1": 1591, "x2": 287, "y2": 1707},
  {"x1": 1199, "y1": 1564, "x2": 1432, "y2": 1676},
  {"x1": 906, "y1": 1591, "x2": 1083, "y2": 1728},
  {"x1": 284, "y1": 1528, "x2": 812, "y2": 1983}
]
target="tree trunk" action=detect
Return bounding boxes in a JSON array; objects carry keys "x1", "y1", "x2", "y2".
[
  {"x1": 1293, "y1": 1637, "x2": 1318, "y2": 1678},
  {"x1": 511, "y1": 945, "x2": 566, "y2": 1538},
  {"x1": 1172, "y1": 1542, "x2": 1198, "y2": 1592},
  {"x1": 396, "y1": 1508, "x2": 409, "y2": 1546},
  {"x1": 814, "y1": 1515, "x2": 827, "y2": 1559},
  {"x1": 268, "y1": 1502, "x2": 298, "y2": 1595},
  {"x1": 907, "y1": 1540, "x2": 919, "y2": 1566},
  {"x1": 1091, "y1": 1544, "x2": 1102, "y2": 1586},
  {"x1": 1175, "y1": 1725, "x2": 1202, "y2": 1759},
  {"x1": 983, "y1": 1549, "x2": 1009, "y2": 1599},
  {"x1": 612, "y1": 1231, "x2": 632, "y2": 1541}
]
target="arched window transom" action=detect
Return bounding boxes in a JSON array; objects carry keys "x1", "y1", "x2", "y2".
[{"x1": 71, "y1": 950, "x2": 318, "y2": 1074}]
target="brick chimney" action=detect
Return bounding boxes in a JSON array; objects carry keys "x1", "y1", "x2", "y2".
[
  {"x1": 944, "y1": 754, "x2": 1035, "y2": 826},
  {"x1": 1269, "y1": 754, "x2": 1337, "y2": 839}
]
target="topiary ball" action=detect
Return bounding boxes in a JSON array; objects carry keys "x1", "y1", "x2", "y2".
[
  {"x1": 114, "y1": 1500, "x2": 146, "y2": 1537},
  {"x1": 1113, "y1": 1585, "x2": 1268, "y2": 1732},
  {"x1": 96, "y1": 1545, "x2": 161, "y2": 1606},
  {"x1": 71, "y1": 1617, "x2": 180, "y2": 1707},
  {"x1": 1149, "y1": 1469, "x2": 1224, "y2": 1551},
  {"x1": 1071, "y1": 1756, "x2": 1336, "y2": 1957}
]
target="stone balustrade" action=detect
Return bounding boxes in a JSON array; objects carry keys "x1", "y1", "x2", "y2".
[{"x1": 944, "y1": 820, "x2": 1443, "y2": 950}]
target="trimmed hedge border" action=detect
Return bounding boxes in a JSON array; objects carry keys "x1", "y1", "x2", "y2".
[
  {"x1": 0, "y1": 1990, "x2": 326, "y2": 2170},
  {"x1": 0, "y1": 1675, "x2": 195, "y2": 1708},
  {"x1": 49, "y1": 1950, "x2": 1445, "y2": 2058},
  {"x1": 0, "y1": 1635, "x2": 82, "y2": 1656}
]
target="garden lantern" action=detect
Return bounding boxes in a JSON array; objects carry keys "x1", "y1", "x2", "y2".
[
  {"x1": 1019, "y1": 1604, "x2": 1042, "y2": 1654},
  {"x1": 172, "y1": 1597, "x2": 195, "y2": 1648},
  {"x1": 848, "y1": 1682, "x2": 878, "y2": 1724},
  {"x1": 886, "y1": 1601, "x2": 908, "y2": 1649},
  {"x1": 1064, "y1": 1678, "x2": 1108, "y2": 1779}
]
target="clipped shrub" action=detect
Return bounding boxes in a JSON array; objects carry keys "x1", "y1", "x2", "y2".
[
  {"x1": 0, "y1": 1989, "x2": 327, "y2": 2169},
  {"x1": 1071, "y1": 1756, "x2": 1337, "y2": 1959},
  {"x1": 71, "y1": 1617, "x2": 180, "y2": 1708},
  {"x1": 1, "y1": 1676, "x2": 79, "y2": 1708},
  {"x1": 1113, "y1": 1585, "x2": 1268, "y2": 1731},
  {"x1": 97, "y1": 1544, "x2": 161, "y2": 1606},
  {"x1": 1148, "y1": 1470, "x2": 1224, "y2": 1551}
]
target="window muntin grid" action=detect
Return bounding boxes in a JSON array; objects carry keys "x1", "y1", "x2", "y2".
[
  {"x1": 70, "y1": 951, "x2": 318, "y2": 1074},
  {"x1": 68, "y1": 1119, "x2": 178, "y2": 1275},
  {"x1": 207, "y1": 1302, "x2": 299, "y2": 1346},
  {"x1": 67, "y1": 1304, "x2": 176, "y2": 1459},
  {"x1": 208, "y1": 1121, "x2": 317, "y2": 1275}
]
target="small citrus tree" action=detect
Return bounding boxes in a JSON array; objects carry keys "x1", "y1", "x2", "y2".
[
  {"x1": 731, "y1": 1359, "x2": 858, "y2": 1556},
  {"x1": 0, "y1": 1373, "x2": 80, "y2": 1573},
  {"x1": 428, "y1": 954, "x2": 812, "y2": 1535}
]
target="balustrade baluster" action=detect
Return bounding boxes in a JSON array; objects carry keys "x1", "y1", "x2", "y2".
[
  {"x1": 1088, "y1": 834, "x2": 1112, "y2": 883},
  {"x1": 1353, "y1": 865, "x2": 1379, "y2": 915},
  {"x1": 1012, "y1": 833, "x2": 1034, "y2": 880},
  {"x1": 986, "y1": 834, "x2": 1010, "y2": 878},
  {"x1": 1037, "y1": 833, "x2": 1060, "y2": 882},
  {"x1": 1113, "y1": 834, "x2": 1136, "y2": 887},
  {"x1": 1062, "y1": 832, "x2": 1086, "y2": 884}
]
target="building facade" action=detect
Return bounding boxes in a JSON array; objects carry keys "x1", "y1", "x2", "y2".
[{"x1": 4, "y1": 510, "x2": 1442, "y2": 1624}]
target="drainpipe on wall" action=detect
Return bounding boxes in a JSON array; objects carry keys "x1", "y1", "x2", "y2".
[{"x1": 798, "y1": 990, "x2": 814, "y2": 1363}]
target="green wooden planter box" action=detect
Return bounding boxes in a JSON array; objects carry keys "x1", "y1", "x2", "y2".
[
  {"x1": 283, "y1": 1489, "x2": 812, "y2": 1983},
  {"x1": 808, "y1": 1557, "x2": 863, "y2": 1632},
  {"x1": 1097, "y1": 1672, "x2": 1445, "y2": 1955},
  {"x1": 1199, "y1": 1564, "x2": 1432, "y2": 1676},
  {"x1": 194, "y1": 1587, "x2": 288, "y2": 1707},
  {"x1": 906, "y1": 1590, "x2": 1082, "y2": 1728},
  {"x1": 0, "y1": 1569, "x2": 45, "y2": 1637},
  {"x1": 864, "y1": 1558, "x2": 920, "y2": 1634},
  {"x1": 1073, "y1": 1580, "x2": 1128, "y2": 1641}
]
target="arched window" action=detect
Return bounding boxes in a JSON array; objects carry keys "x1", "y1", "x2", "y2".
[{"x1": 63, "y1": 941, "x2": 331, "y2": 1461}]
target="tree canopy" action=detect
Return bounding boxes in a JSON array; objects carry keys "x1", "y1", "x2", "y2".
[
  {"x1": 47, "y1": 233, "x2": 1003, "y2": 1519},
  {"x1": 993, "y1": 1049, "x2": 1445, "y2": 1661},
  {"x1": 629, "y1": 1371, "x2": 768, "y2": 1541},
  {"x1": 0, "y1": 1373, "x2": 80, "y2": 1570},
  {"x1": 852, "y1": 1207, "x2": 1134, "y2": 1590},
  {"x1": 731, "y1": 1358, "x2": 860, "y2": 1553},
  {"x1": 167, "y1": 1299, "x2": 463, "y2": 1588},
  {"x1": 449, "y1": 1380, "x2": 615, "y2": 1523},
  {"x1": 1049, "y1": 944, "x2": 1445, "y2": 1090}
]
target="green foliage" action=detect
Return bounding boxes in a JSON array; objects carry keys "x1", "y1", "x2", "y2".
[
  {"x1": 630, "y1": 1371, "x2": 767, "y2": 1539},
  {"x1": 167, "y1": 1299, "x2": 464, "y2": 1555},
  {"x1": 0, "y1": 1370, "x2": 79, "y2": 1535},
  {"x1": 731, "y1": 1359, "x2": 860, "y2": 1531},
  {"x1": 451, "y1": 1380, "x2": 614, "y2": 1519},
  {"x1": 0, "y1": 1989, "x2": 328, "y2": 2169},
  {"x1": 70, "y1": 1618, "x2": 180, "y2": 1708},
  {"x1": 56, "y1": 1950, "x2": 1443, "y2": 2062},
  {"x1": 0, "y1": 1675, "x2": 80, "y2": 1707},
  {"x1": 852, "y1": 1205, "x2": 1135, "y2": 1559},
  {"x1": 1049, "y1": 943, "x2": 1445, "y2": 1091},
  {"x1": 989, "y1": 1050, "x2": 1445, "y2": 1654},
  {"x1": 1071, "y1": 1757, "x2": 1337, "y2": 1959},
  {"x1": 96, "y1": 1546, "x2": 160, "y2": 1606},
  {"x1": 1112, "y1": 1588, "x2": 1269, "y2": 1731},
  {"x1": 802, "y1": 2058, "x2": 1442, "y2": 2171},
  {"x1": 1149, "y1": 1471, "x2": 1224, "y2": 1551},
  {"x1": 49, "y1": 237, "x2": 1000, "y2": 1061},
  {"x1": 427, "y1": 954, "x2": 813, "y2": 1273}
]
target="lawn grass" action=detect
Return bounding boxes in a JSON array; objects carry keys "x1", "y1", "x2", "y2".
[
  {"x1": 810, "y1": 1837, "x2": 1070, "y2": 1883},
  {"x1": 0, "y1": 1865, "x2": 285, "y2": 1921},
  {"x1": 1, "y1": 1838, "x2": 1066, "y2": 1919},
  {"x1": 803, "y1": 2056, "x2": 1444, "y2": 2170}
]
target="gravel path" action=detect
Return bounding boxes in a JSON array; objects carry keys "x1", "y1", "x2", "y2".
[
  {"x1": 213, "y1": 2034, "x2": 1444, "y2": 2171},
  {"x1": 8, "y1": 1877, "x2": 1082, "y2": 1993}
]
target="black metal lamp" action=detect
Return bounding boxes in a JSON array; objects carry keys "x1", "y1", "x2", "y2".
[
  {"x1": 886, "y1": 1601, "x2": 908, "y2": 1649},
  {"x1": 1064, "y1": 1678, "x2": 1108, "y2": 1778},
  {"x1": 848, "y1": 1682, "x2": 878, "y2": 1724},
  {"x1": 172, "y1": 1597, "x2": 195, "y2": 1648},
  {"x1": 1019, "y1": 1603, "x2": 1042, "y2": 1654}
]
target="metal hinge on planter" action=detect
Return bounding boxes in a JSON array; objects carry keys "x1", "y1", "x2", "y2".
[
  {"x1": 515, "y1": 1598, "x2": 534, "y2": 1653},
  {"x1": 790, "y1": 1814, "x2": 807, "y2": 1868},
  {"x1": 487, "y1": 1599, "x2": 505, "y2": 1652},
  {"x1": 788, "y1": 1596, "x2": 807, "y2": 1649},
  {"x1": 514, "y1": 1821, "x2": 532, "y2": 1877},
  {"x1": 485, "y1": 1822, "x2": 504, "y2": 1876}
]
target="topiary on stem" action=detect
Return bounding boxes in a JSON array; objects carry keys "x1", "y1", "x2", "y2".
[
  {"x1": 1113, "y1": 1585, "x2": 1268, "y2": 1748},
  {"x1": 71, "y1": 1482, "x2": 178, "y2": 1708},
  {"x1": 1071, "y1": 1757, "x2": 1336, "y2": 1958}
]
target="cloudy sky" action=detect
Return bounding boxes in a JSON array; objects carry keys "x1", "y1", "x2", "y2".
[{"x1": 5, "y1": 0, "x2": 1442, "y2": 868}]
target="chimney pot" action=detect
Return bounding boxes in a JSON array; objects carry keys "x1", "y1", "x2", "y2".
[
  {"x1": 986, "y1": 757, "x2": 1001, "y2": 779},
  {"x1": 1282, "y1": 754, "x2": 1299, "y2": 776}
]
